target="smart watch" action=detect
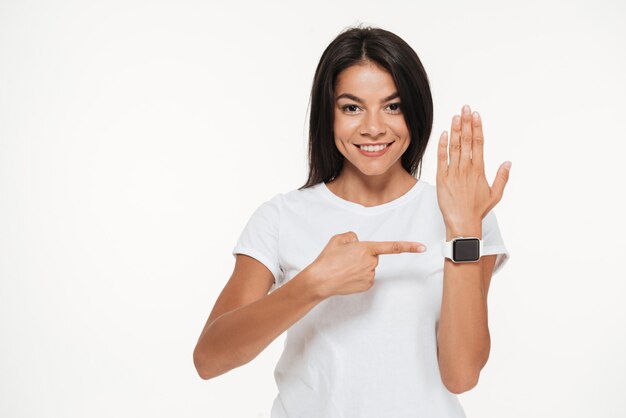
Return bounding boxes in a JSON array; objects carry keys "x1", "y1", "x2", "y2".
[{"x1": 442, "y1": 237, "x2": 483, "y2": 263}]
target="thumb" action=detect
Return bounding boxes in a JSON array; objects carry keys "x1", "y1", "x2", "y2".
[{"x1": 491, "y1": 161, "x2": 511, "y2": 201}]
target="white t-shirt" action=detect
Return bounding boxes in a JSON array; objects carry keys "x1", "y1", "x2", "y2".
[{"x1": 232, "y1": 179, "x2": 510, "y2": 418}]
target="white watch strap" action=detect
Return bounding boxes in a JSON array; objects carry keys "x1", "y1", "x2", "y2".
[{"x1": 442, "y1": 237, "x2": 483, "y2": 259}]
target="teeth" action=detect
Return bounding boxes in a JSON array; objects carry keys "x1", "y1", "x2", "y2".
[{"x1": 359, "y1": 143, "x2": 388, "y2": 152}]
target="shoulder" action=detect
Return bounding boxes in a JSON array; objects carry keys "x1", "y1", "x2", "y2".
[
  {"x1": 415, "y1": 178, "x2": 437, "y2": 205},
  {"x1": 280, "y1": 182, "x2": 325, "y2": 208},
  {"x1": 253, "y1": 182, "x2": 323, "y2": 216},
  {"x1": 418, "y1": 178, "x2": 436, "y2": 193}
]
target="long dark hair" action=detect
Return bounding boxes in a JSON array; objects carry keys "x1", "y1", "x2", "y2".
[{"x1": 299, "y1": 25, "x2": 433, "y2": 190}]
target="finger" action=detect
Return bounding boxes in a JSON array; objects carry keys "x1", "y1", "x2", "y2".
[
  {"x1": 471, "y1": 111, "x2": 485, "y2": 170},
  {"x1": 362, "y1": 241, "x2": 427, "y2": 255},
  {"x1": 459, "y1": 104, "x2": 472, "y2": 173},
  {"x1": 490, "y1": 161, "x2": 512, "y2": 203},
  {"x1": 436, "y1": 131, "x2": 449, "y2": 178},
  {"x1": 449, "y1": 114, "x2": 462, "y2": 172}
]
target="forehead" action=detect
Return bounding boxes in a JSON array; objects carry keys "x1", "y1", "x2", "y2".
[{"x1": 334, "y1": 62, "x2": 397, "y2": 98}]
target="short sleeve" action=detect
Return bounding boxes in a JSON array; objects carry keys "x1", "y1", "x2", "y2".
[
  {"x1": 481, "y1": 209, "x2": 510, "y2": 276},
  {"x1": 231, "y1": 194, "x2": 283, "y2": 285}
]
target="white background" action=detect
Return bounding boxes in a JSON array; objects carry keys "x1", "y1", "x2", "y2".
[{"x1": 1, "y1": 0, "x2": 625, "y2": 417}]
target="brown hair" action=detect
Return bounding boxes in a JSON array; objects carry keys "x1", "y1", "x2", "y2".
[{"x1": 299, "y1": 25, "x2": 433, "y2": 189}]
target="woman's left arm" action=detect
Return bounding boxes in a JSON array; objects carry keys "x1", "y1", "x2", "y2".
[
  {"x1": 437, "y1": 237, "x2": 496, "y2": 394},
  {"x1": 434, "y1": 105, "x2": 512, "y2": 394}
]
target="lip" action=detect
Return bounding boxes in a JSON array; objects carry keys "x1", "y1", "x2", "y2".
[
  {"x1": 355, "y1": 141, "x2": 393, "y2": 146},
  {"x1": 355, "y1": 141, "x2": 394, "y2": 157}
]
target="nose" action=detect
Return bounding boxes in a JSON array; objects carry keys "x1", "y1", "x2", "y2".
[{"x1": 360, "y1": 111, "x2": 386, "y2": 137}]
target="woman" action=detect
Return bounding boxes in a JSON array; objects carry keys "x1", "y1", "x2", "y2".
[{"x1": 194, "y1": 25, "x2": 511, "y2": 417}]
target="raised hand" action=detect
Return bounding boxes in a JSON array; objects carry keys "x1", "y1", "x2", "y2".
[
  {"x1": 306, "y1": 231, "x2": 426, "y2": 299},
  {"x1": 436, "y1": 104, "x2": 511, "y2": 233}
]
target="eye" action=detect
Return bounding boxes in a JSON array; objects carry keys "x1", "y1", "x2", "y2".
[
  {"x1": 341, "y1": 104, "x2": 361, "y2": 113},
  {"x1": 386, "y1": 103, "x2": 402, "y2": 114}
]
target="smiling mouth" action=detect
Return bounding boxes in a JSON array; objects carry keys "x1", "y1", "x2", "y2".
[
  {"x1": 354, "y1": 141, "x2": 395, "y2": 151},
  {"x1": 353, "y1": 141, "x2": 395, "y2": 158}
]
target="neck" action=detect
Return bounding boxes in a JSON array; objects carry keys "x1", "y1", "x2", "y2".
[{"x1": 326, "y1": 166, "x2": 417, "y2": 207}]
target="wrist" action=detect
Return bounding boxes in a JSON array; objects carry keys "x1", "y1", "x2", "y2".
[
  {"x1": 298, "y1": 263, "x2": 328, "y2": 302},
  {"x1": 445, "y1": 222, "x2": 482, "y2": 241}
]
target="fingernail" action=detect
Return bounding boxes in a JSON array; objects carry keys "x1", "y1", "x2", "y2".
[
  {"x1": 417, "y1": 245, "x2": 427, "y2": 252},
  {"x1": 472, "y1": 111, "x2": 480, "y2": 120},
  {"x1": 463, "y1": 105, "x2": 470, "y2": 115},
  {"x1": 504, "y1": 161, "x2": 512, "y2": 171}
]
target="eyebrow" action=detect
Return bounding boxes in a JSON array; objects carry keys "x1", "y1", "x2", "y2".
[{"x1": 335, "y1": 91, "x2": 400, "y2": 104}]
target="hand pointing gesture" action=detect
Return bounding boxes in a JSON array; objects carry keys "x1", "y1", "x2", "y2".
[
  {"x1": 436, "y1": 105, "x2": 511, "y2": 231},
  {"x1": 306, "y1": 231, "x2": 427, "y2": 299}
]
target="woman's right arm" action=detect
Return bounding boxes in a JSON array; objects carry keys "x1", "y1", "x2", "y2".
[
  {"x1": 193, "y1": 254, "x2": 324, "y2": 380},
  {"x1": 193, "y1": 232, "x2": 424, "y2": 380}
]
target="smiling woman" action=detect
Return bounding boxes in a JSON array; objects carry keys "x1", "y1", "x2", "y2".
[
  {"x1": 302, "y1": 26, "x2": 433, "y2": 197},
  {"x1": 331, "y1": 62, "x2": 411, "y2": 180},
  {"x1": 193, "y1": 24, "x2": 511, "y2": 418}
]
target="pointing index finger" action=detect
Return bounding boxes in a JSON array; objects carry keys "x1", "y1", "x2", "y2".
[{"x1": 362, "y1": 241, "x2": 427, "y2": 255}]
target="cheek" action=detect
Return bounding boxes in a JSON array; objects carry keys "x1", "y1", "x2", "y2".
[
  {"x1": 389, "y1": 118, "x2": 410, "y2": 137},
  {"x1": 334, "y1": 115, "x2": 360, "y2": 136},
  {"x1": 333, "y1": 138, "x2": 351, "y2": 158}
]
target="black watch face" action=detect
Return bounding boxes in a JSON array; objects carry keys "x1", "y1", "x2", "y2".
[{"x1": 452, "y1": 238, "x2": 480, "y2": 262}]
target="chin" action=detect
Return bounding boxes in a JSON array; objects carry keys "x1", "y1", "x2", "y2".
[{"x1": 357, "y1": 166, "x2": 393, "y2": 177}]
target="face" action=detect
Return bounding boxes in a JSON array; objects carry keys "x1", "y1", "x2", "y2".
[{"x1": 333, "y1": 61, "x2": 410, "y2": 178}]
